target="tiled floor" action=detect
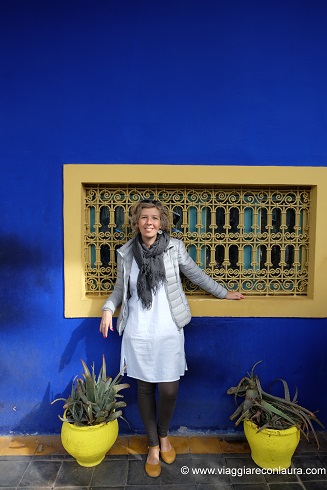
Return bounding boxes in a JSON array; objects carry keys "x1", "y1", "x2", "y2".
[{"x1": 1, "y1": 433, "x2": 327, "y2": 489}]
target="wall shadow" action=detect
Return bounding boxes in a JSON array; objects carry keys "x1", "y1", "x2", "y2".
[{"x1": 12, "y1": 317, "x2": 137, "y2": 434}]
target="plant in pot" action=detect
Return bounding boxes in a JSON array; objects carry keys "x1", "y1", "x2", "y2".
[
  {"x1": 52, "y1": 355, "x2": 129, "y2": 467},
  {"x1": 227, "y1": 361, "x2": 324, "y2": 470}
]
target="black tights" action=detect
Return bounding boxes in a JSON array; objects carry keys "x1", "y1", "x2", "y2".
[{"x1": 137, "y1": 379, "x2": 179, "y2": 447}]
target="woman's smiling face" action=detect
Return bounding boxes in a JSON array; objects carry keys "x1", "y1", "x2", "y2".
[{"x1": 138, "y1": 206, "x2": 161, "y2": 246}]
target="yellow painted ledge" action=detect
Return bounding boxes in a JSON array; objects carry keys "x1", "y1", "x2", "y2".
[{"x1": 0, "y1": 435, "x2": 250, "y2": 456}]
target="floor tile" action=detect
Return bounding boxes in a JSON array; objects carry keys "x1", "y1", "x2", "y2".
[
  {"x1": 197, "y1": 484, "x2": 232, "y2": 489},
  {"x1": 231, "y1": 484, "x2": 268, "y2": 489},
  {"x1": 268, "y1": 484, "x2": 304, "y2": 489},
  {"x1": 189, "y1": 436, "x2": 223, "y2": 454},
  {"x1": 0, "y1": 455, "x2": 32, "y2": 461},
  {"x1": 226, "y1": 453, "x2": 252, "y2": 461},
  {"x1": 55, "y1": 460, "x2": 94, "y2": 486},
  {"x1": 89, "y1": 486, "x2": 125, "y2": 490},
  {"x1": 19, "y1": 460, "x2": 62, "y2": 487},
  {"x1": 0, "y1": 460, "x2": 30, "y2": 486},
  {"x1": 0, "y1": 436, "x2": 12, "y2": 455},
  {"x1": 33, "y1": 435, "x2": 66, "y2": 456},
  {"x1": 302, "y1": 482, "x2": 327, "y2": 490},
  {"x1": 220, "y1": 438, "x2": 251, "y2": 454},
  {"x1": 224, "y1": 453, "x2": 253, "y2": 468},
  {"x1": 127, "y1": 457, "x2": 163, "y2": 486},
  {"x1": 90, "y1": 459, "x2": 128, "y2": 487},
  {"x1": 128, "y1": 435, "x2": 148, "y2": 456},
  {"x1": 315, "y1": 432, "x2": 327, "y2": 451},
  {"x1": 122, "y1": 486, "x2": 161, "y2": 490},
  {"x1": 19, "y1": 487, "x2": 52, "y2": 490},
  {"x1": 161, "y1": 454, "x2": 229, "y2": 486},
  {"x1": 292, "y1": 454, "x2": 327, "y2": 481},
  {"x1": 89, "y1": 487, "x2": 124, "y2": 490},
  {"x1": 107, "y1": 435, "x2": 129, "y2": 455},
  {"x1": 3, "y1": 436, "x2": 40, "y2": 456},
  {"x1": 54, "y1": 488, "x2": 89, "y2": 490},
  {"x1": 317, "y1": 451, "x2": 327, "y2": 466},
  {"x1": 187, "y1": 455, "x2": 230, "y2": 485},
  {"x1": 192, "y1": 452, "x2": 224, "y2": 461},
  {"x1": 225, "y1": 456, "x2": 266, "y2": 485},
  {"x1": 263, "y1": 466, "x2": 298, "y2": 483},
  {"x1": 158, "y1": 485, "x2": 197, "y2": 490},
  {"x1": 296, "y1": 433, "x2": 323, "y2": 453},
  {"x1": 169, "y1": 435, "x2": 190, "y2": 454}
]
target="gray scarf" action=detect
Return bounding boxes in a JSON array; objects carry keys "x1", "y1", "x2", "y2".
[{"x1": 132, "y1": 231, "x2": 170, "y2": 309}]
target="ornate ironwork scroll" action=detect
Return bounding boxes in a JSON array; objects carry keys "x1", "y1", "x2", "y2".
[{"x1": 84, "y1": 185, "x2": 310, "y2": 296}]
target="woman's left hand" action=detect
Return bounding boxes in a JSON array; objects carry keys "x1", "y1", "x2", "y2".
[{"x1": 226, "y1": 291, "x2": 245, "y2": 300}]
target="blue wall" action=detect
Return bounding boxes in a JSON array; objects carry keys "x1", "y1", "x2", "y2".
[{"x1": 1, "y1": 0, "x2": 327, "y2": 435}]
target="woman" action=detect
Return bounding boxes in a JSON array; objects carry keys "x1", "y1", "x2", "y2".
[{"x1": 99, "y1": 199, "x2": 244, "y2": 477}]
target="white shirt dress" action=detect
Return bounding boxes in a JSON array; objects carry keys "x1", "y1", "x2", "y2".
[{"x1": 120, "y1": 259, "x2": 187, "y2": 383}]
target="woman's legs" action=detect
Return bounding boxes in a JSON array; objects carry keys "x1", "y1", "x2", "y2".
[
  {"x1": 137, "y1": 379, "x2": 179, "y2": 450},
  {"x1": 137, "y1": 380, "x2": 158, "y2": 447},
  {"x1": 157, "y1": 380, "x2": 179, "y2": 443}
]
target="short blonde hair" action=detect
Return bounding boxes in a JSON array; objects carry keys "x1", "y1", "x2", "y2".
[{"x1": 130, "y1": 200, "x2": 170, "y2": 233}]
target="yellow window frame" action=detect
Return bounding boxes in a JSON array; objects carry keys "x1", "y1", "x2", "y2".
[{"x1": 64, "y1": 164, "x2": 327, "y2": 318}]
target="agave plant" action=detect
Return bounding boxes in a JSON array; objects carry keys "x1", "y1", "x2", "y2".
[
  {"x1": 52, "y1": 356, "x2": 129, "y2": 426},
  {"x1": 227, "y1": 361, "x2": 324, "y2": 447}
]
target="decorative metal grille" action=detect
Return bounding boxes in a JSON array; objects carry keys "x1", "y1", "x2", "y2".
[{"x1": 84, "y1": 185, "x2": 310, "y2": 297}]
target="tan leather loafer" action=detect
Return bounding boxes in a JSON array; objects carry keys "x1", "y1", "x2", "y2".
[
  {"x1": 145, "y1": 445, "x2": 161, "y2": 477},
  {"x1": 160, "y1": 446, "x2": 176, "y2": 464},
  {"x1": 145, "y1": 461, "x2": 161, "y2": 477}
]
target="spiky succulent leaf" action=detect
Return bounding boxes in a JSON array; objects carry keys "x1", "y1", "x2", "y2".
[
  {"x1": 113, "y1": 383, "x2": 130, "y2": 394},
  {"x1": 52, "y1": 358, "x2": 129, "y2": 426},
  {"x1": 107, "y1": 410, "x2": 123, "y2": 421},
  {"x1": 270, "y1": 378, "x2": 291, "y2": 402},
  {"x1": 260, "y1": 399, "x2": 298, "y2": 426},
  {"x1": 100, "y1": 354, "x2": 107, "y2": 382},
  {"x1": 81, "y1": 364, "x2": 96, "y2": 403}
]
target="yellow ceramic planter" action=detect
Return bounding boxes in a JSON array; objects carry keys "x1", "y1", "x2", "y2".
[
  {"x1": 244, "y1": 419, "x2": 300, "y2": 470},
  {"x1": 61, "y1": 418, "x2": 118, "y2": 467}
]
